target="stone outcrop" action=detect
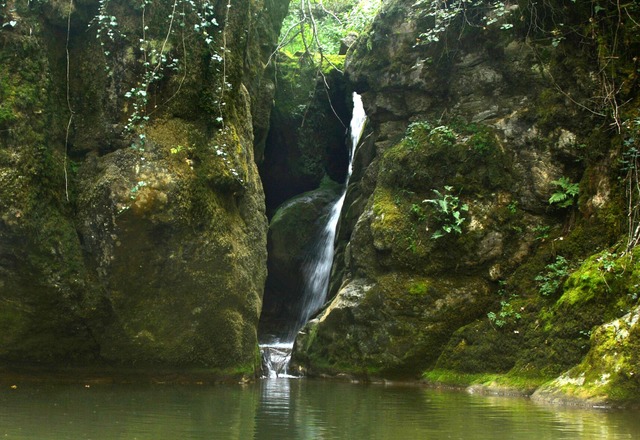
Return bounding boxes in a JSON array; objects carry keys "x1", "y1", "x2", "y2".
[
  {"x1": 0, "y1": 0, "x2": 288, "y2": 371},
  {"x1": 292, "y1": 0, "x2": 640, "y2": 404}
]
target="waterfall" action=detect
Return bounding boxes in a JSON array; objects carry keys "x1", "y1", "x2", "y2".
[
  {"x1": 260, "y1": 93, "x2": 367, "y2": 378},
  {"x1": 292, "y1": 93, "x2": 366, "y2": 339}
]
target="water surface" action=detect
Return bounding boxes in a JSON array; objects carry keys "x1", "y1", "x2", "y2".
[{"x1": 1, "y1": 379, "x2": 638, "y2": 439}]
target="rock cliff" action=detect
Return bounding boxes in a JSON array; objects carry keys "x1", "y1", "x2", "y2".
[
  {"x1": 0, "y1": 0, "x2": 288, "y2": 372},
  {"x1": 293, "y1": 0, "x2": 640, "y2": 404}
]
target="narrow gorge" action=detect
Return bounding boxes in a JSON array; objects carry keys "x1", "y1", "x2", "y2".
[{"x1": 1, "y1": 0, "x2": 640, "y2": 407}]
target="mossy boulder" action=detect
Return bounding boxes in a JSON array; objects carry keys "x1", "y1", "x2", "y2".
[
  {"x1": 533, "y1": 305, "x2": 640, "y2": 406},
  {"x1": 345, "y1": 119, "x2": 545, "y2": 283},
  {"x1": 293, "y1": 273, "x2": 492, "y2": 377},
  {"x1": 75, "y1": 111, "x2": 267, "y2": 368}
]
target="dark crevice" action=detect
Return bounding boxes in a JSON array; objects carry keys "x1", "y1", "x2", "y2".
[
  {"x1": 258, "y1": 79, "x2": 354, "y2": 341},
  {"x1": 259, "y1": 74, "x2": 352, "y2": 218}
]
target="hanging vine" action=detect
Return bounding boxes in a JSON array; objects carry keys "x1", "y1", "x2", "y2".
[{"x1": 89, "y1": 0, "x2": 227, "y2": 147}]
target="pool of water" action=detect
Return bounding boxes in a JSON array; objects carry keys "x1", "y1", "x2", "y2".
[{"x1": 1, "y1": 378, "x2": 638, "y2": 439}]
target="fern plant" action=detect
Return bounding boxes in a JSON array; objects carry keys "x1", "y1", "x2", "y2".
[{"x1": 549, "y1": 177, "x2": 579, "y2": 208}]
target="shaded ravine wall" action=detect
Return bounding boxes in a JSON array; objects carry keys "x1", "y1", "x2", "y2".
[
  {"x1": 257, "y1": 54, "x2": 353, "y2": 342},
  {"x1": 0, "y1": 0, "x2": 288, "y2": 372},
  {"x1": 293, "y1": 0, "x2": 640, "y2": 404}
]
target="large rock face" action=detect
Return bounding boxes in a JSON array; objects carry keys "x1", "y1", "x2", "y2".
[
  {"x1": 293, "y1": 0, "x2": 640, "y2": 400},
  {"x1": 0, "y1": 0, "x2": 288, "y2": 371}
]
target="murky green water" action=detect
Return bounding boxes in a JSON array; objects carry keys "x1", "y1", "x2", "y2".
[{"x1": 1, "y1": 378, "x2": 639, "y2": 439}]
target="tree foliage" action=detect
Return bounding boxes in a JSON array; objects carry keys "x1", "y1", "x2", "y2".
[{"x1": 277, "y1": 0, "x2": 382, "y2": 56}]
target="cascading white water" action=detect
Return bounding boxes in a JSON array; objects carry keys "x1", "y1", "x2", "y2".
[
  {"x1": 260, "y1": 93, "x2": 366, "y2": 378},
  {"x1": 293, "y1": 93, "x2": 366, "y2": 339}
]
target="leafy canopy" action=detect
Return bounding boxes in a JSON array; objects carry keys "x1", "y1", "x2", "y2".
[{"x1": 279, "y1": 0, "x2": 382, "y2": 55}]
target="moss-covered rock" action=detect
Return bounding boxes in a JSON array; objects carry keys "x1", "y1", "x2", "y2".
[
  {"x1": 293, "y1": 0, "x2": 640, "y2": 401},
  {"x1": 533, "y1": 305, "x2": 640, "y2": 406},
  {"x1": 74, "y1": 110, "x2": 267, "y2": 368},
  {"x1": 0, "y1": 20, "x2": 102, "y2": 364},
  {"x1": 293, "y1": 273, "x2": 492, "y2": 377},
  {"x1": 0, "y1": 0, "x2": 284, "y2": 373}
]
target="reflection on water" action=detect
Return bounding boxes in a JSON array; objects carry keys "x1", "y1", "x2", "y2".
[{"x1": 0, "y1": 378, "x2": 639, "y2": 439}]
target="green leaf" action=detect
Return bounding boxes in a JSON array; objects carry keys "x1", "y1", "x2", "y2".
[
  {"x1": 566, "y1": 184, "x2": 579, "y2": 197},
  {"x1": 549, "y1": 192, "x2": 568, "y2": 204}
]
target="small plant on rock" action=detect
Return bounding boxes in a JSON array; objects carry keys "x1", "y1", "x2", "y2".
[
  {"x1": 548, "y1": 176, "x2": 579, "y2": 208},
  {"x1": 423, "y1": 186, "x2": 468, "y2": 239},
  {"x1": 488, "y1": 282, "x2": 522, "y2": 329},
  {"x1": 403, "y1": 121, "x2": 432, "y2": 150},
  {"x1": 535, "y1": 255, "x2": 570, "y2": 296},
  {"x1": 488, "y1": 301, "x2": 521, "y2": 329}
]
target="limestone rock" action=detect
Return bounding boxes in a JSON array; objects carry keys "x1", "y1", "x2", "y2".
[
  {"x1": 0, "y1": 0, "x2": 281, "y2": 371},
  {"x1": 532, "y1": 306, "x2": 640, "y2": 406}
]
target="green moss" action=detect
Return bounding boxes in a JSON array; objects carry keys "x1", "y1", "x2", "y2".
[
  {"x1": 0, "y1": 0, "x2": 274, "y2": 373},
  {"x1": 370, "y1": 187, "x2": 439, "y2": 270},
  {"x1": 557, "y1": 255, "x2": 606, "y2": 307},
  {"x1": 450, "y1": 120, "x2": 502, "y2": 155},
  {"x1": 556, "y1": 248, "x2": 638, "y2": 313},
  {"x1": 408, "y1": 280, "x2": 429, "y2": 296},
  {"x1": 423, "y1": 369, "x2": 501, "y2": 387},
  {"x1": 500, "y1": 244, "x2": 640, "y2": 382},
  {"x1": 422, "y1": 368, "x2": 551, "y2": 393},
  {"x1": 535, "y1": 306, "x2": 640, "y2": 405},
  {"x1": 371, "y1": 188, "x2": 409, "y2": 244},
  {"x1": 320, "y1": 54, "x2": 345, "y2": 73},
  {"x1": 380, "y1": 119, "x2": 512, "y2": 197}
]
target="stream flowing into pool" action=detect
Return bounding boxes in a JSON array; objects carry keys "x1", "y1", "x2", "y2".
[
  {"x1": 259, "y1": 93, "x2": 367, "y2": 377},
  {"x1": 1, "y1": 379, "x2": 639, "y2": 439}
]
